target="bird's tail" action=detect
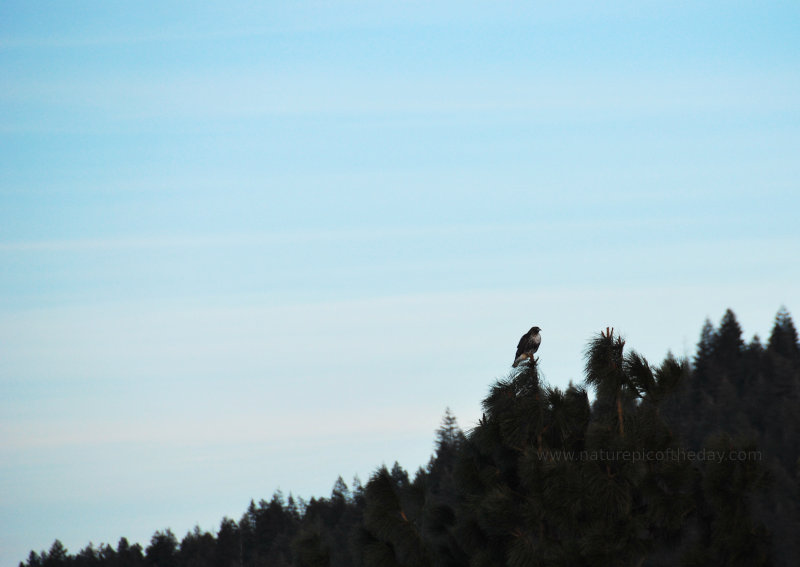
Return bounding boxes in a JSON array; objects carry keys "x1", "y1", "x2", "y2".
[{"x1": 512, "y1": 354, "x2": 527, "y2": 367}]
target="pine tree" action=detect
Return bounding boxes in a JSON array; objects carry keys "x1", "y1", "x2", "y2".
[
  {"x1": 683, "y1": 435, "x2": 771, "y2": 566},
  {"x1": 117, "y1": 537, "x2": 145, "y2": 567},
  {"x1": 248, "y1": 492, "x2": 294, "y2": 566},
  {"x1": 422, "y1": 410, "x2": 467, "y2": 567},
  {"x1": 42, "y1": 541, "x2": 69, "y2": 567},
  {"x1": 454, "y1": 358, "x2": 585, "y2": 564},
  {"x1": 74, "y1": 542, "x2": 99, "y2": 567},
  {"x1": 768, "y1": 307, "x2": 800, "y2": 363},
  {"x1": 694, "y1": 318, "x2": 716, "y2": 386},
  {"x1": 238, "y1": 501, "x2": 257, "y2": 567},
  {"x1": 291, "y1": 529, "x2": 330, "y2": 567},
  {"x1": 715, "y1": 310, "x2": 745, "y2": 359},
  {"x1": 214, "y1": 518, "x2": 240, "y2": 567},
  {"x1": 585, "y1": 327, "x2": 632, "y2": 436},
  {"x1": 426, "y1": 409, "x2": 464, "y2": 501},
  {"x1": 145, "y1": 530, "x2": 178, "y2": 567},
  {"x1": 22, "y1": 551, "x2": 43, "y2": 567},
  {"x1": 178, "y1": 527, "x2": 215, "y2": 567},
  {"x1": 359, "y1": 465, "x2": 432, "y2": 567}
]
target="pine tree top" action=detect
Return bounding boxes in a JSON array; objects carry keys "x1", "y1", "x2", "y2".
[
  {"x1": 768, "y1": 306, "x2": 800, "y2": 359},
  {"x1": 714, "y1": 308, "x2": 744, "y2": 357}
]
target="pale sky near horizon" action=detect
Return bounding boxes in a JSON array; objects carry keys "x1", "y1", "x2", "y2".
[{"x1": 2, "y1": 2, "x2": 799, "y2": 565}]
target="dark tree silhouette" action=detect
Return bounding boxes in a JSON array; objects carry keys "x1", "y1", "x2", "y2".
[
  {"x1": 22, "y1": 311, "x2": 798, "y2": 567},
  {"x1": 145, "y1": 530, "x2": 178, "y2": 567},
  {"x1": 214, "y1": 518, "x2": 239, "y2": 567}
]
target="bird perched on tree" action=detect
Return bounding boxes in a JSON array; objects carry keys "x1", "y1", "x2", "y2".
[{"x1": 512, "y1": 326, "x2": 542, "y2": 367}]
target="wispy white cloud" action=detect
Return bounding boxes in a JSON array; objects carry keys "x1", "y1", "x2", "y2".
[
  {"x1": 0, "y1": 215, "x2": 788, "y2": 253},
  {"x1": 0, "y1": 2, "x2": 700, "y2": 51},
  {"x1": 0, "y1": 403, "x2": 435, "y2": 452},
  {"x1": 4, "y1": 68, "x2": 796, "y2": 124}
]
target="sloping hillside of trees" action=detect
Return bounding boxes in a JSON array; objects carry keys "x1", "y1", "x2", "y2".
[{"x1": 22, "y1": 309, "x2": 799, "y2": 567}]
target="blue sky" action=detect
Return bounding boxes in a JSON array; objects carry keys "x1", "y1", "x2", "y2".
[{"x1": 2, "y1": 1, "x2": 799, "y2": 565}]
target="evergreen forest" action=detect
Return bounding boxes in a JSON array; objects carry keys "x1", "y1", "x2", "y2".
[{"x1": 21, "y1": 308, "x2": 800, "y2": 567}]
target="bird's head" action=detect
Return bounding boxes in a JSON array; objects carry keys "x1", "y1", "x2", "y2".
[{"x1": 531, "y1": 326, "x2": 541, "y2": 333}]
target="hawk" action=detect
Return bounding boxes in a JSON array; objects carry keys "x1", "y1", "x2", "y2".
[{"x1": 512, "y1": 326, "x2": 541, "y2": 367}]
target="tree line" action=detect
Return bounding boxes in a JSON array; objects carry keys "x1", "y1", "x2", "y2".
[{"x1": 22, "y1": 308, "x2": 800, "y2": 566}]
